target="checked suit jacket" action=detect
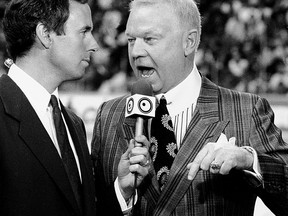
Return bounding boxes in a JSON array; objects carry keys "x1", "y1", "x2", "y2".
[
  {"x1": 91, "y1": 76, "x2": 288, "y2": 216},
  {"x1": 0, "y1": 75, "x2": 97, "y2": 216}
]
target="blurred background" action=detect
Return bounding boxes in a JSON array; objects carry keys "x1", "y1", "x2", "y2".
[
  {"x1": 1, "y1": 0, "x2": 287, "y2": 140},
  {"x1": 0, "y1": 0, "x2": 288, "y2": 94},
  {"x1": 0, "y1": 0, "x2": 287, "y2": 215}
]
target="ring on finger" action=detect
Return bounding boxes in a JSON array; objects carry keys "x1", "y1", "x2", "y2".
[
  {"x1": 143, "y1": 160, "x2": 149, "y2": 167},
  {"x1": 210, "y1": 162, "x2": 221, "y2": 170}
]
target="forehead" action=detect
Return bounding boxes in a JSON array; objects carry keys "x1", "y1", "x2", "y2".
[
  {"x1": 65, "y1": 1, "x2": 92, "y2": 30},
  {"x1": 126, "y1": 3, "x2": 180, "y2": 35}
]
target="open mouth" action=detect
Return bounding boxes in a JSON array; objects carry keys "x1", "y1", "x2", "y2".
[{"x1": 137, "y1": 66, "x2": 155, "y2": 78}]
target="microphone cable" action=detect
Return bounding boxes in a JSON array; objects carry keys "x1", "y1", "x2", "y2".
[{"x1": 131, "y1": 174, "x2": 137, "y2": 215}]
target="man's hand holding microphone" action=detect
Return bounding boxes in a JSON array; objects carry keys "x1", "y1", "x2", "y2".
[{"x1": 117, "y1": 79, "x2": 155, "y2": 202}]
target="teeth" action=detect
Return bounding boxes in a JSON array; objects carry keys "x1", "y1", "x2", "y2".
[
  {"x1": 141, "y1": 69, "x2": 155, "y2": 78},
  {"x1": 141, "y1": 74, "x2": 151, "y2": 78}
]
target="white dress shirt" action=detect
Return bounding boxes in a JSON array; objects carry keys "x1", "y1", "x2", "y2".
[
  {"x1": 155, "y1": 65, "x2": 201, "y2": 147},
  {"x1": 8, "y1": 63, "x2": 82, "y2": 180}
]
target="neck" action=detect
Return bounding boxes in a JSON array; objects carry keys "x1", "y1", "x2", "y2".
[{"x1": 15, "y1": 56, "x2": 61, "y2": 94}]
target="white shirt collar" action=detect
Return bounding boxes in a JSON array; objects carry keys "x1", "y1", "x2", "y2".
[
  {"x1": 155, "y1": 65, "x2": 201, "y2": 117},
  {"x1": 8, "y1": 63, "x2": 59, "y2": 116}
]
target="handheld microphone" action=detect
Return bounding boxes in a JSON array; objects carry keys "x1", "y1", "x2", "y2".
[
  {"x1": 125, "y1": 79, "x2": 155, "y2": 215},
  {"x1": 125, "y1": 79, "x2": 156, "y2": 138}
]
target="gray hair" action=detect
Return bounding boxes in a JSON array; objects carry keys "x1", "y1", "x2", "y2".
[{"x1": 129, "y1": 0, "x2": 202, "y2": 48}]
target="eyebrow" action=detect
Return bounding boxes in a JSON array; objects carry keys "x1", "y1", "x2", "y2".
[{"x1": 126, "y1": 30, "x2": 161, "y2": 37}]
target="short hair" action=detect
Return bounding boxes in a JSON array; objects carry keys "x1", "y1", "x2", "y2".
[
  {"x1": 2, "y1": 0, "x2": 88, "y2": 60},
  {"x1": 129, "y1": 0, "x2": 202, "y2": 49}
]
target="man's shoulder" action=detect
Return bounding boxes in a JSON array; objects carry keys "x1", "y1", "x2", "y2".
[
  {"x1": 218, "y1": 85, "x2": 259, "y2": 100},
  {"x1": 200, "y1": 75, "x2": 255, "y2": 100},
  {"x1": 202, "y1": 76, "x2": 260, "y2": 102},
  {"x1": 93, "y1": 95, "x2": 130, "y2": 128},
  {"x1": 100, "y1": 94, "x2": 129, "y2": 110}
]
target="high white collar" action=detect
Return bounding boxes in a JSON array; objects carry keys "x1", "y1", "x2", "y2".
[{"x1": 155, "y1": 65, "x2": 201, "y2": 117}]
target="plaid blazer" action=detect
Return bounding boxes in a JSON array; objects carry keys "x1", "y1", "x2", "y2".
[{"x1": 91, "y1": 76, "x2": 288, "y2": 216}]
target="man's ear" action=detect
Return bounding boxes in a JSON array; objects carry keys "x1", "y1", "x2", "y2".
[
  {"x1": 35, "y1": 23, "x2": 51, "y2": 49},
  {"x1": 183, "y1": 29, "x2": 198, "y2": 57}
]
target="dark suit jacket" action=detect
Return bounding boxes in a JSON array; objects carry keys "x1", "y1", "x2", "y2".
[
  {"x1": 91, "y1": 76, "x2": 288, "y2": 216},
  {"x1": 0, "y1": 75, "x2": 97, "y2": 216}
]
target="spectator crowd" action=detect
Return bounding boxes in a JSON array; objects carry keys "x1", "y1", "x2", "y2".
[{"x1": 0, "y1": 0, "x2": 287, "y2": 94}]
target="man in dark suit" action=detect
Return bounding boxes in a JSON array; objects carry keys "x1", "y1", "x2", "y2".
[
  {"x1": 0, "y1": 0, "x2": 99, "y2": 215},
  {"x1": 91, "y1": 0, "x2": 288, "y2": 215}
]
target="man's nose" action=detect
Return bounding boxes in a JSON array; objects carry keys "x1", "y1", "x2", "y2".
[
  {"x1": 89, "y1": 34, "x2": 99, "y2": 53},
  {"x1": 130, "y1": 38, "x2": 147, "y2": 59}
]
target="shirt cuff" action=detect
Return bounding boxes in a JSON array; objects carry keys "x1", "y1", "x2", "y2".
[
  {"x1": 241, "y1": 146, "x2": 263, "y2": 186},
  {"x1": 114, "y1": 177, "x2": 138, "y2": 214}
]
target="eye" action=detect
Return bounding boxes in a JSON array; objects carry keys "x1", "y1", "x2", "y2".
[
  {"x1": 144, "y1": 37, "x2": 156, "y2": 44},
  {"x1": 81, "y1": 27, "x2": 92, "y2": 37},
  {"x1": 127, "y1": 37, "x2": 136, "y2": 44},
  {"x1": 81, "y1": 30, "x2": 88, "y2": 35}
]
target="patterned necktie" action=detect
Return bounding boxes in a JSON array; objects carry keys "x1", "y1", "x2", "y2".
[
  {"x1": 150, "y1": 96, "x2": 178, "y2": 191},
  {"x1": 50, "y1": 95, "x2": 82, "y2": 209}
]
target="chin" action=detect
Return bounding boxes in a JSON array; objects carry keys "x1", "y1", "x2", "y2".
[{"x1": 70, "y1": 72, "x2": 85, "y2": 81}]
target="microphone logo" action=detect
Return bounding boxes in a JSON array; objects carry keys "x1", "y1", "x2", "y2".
[
  {"x1": 138, "y1": 97, "x2": 153, "y2": 114},
  {"x1": 125, "y1": 94, "x2": 156, "y2": 118},
  {"x1": 127, "y1": 98, "x2": 134, "y2": 114}
]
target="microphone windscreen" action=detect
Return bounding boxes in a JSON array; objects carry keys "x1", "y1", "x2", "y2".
[
  {"x1": 125, "y1": 79, "x2": 155, "y2": 118},
  {"x1": 131, "y1": 79, "x2": 153, "y2": 96}
]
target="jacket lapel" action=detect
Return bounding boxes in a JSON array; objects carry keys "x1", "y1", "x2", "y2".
[
  {"x1": 119, "y1": 116, "x2": 136, "y2": 146},
  {"x1": 117, "y1": 114, "x2": 150, "y2": 149},
  {"x1": 61, "y1": 102, "x2": 96, "y2": 215},
  {"x1": 154, "y1": 77, "x2": 229, "y2": 216},
  {"x1": 0, "y1": 75, "x2": 80, "y2": 215}
]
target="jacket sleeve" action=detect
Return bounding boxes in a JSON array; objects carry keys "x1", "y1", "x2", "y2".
[
  {"x1": 249, "y1": 97, "x2": 288, "y2": 214},
  {"x1": 91, "y1": 102, "x2": 124, "y2": 216}
]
